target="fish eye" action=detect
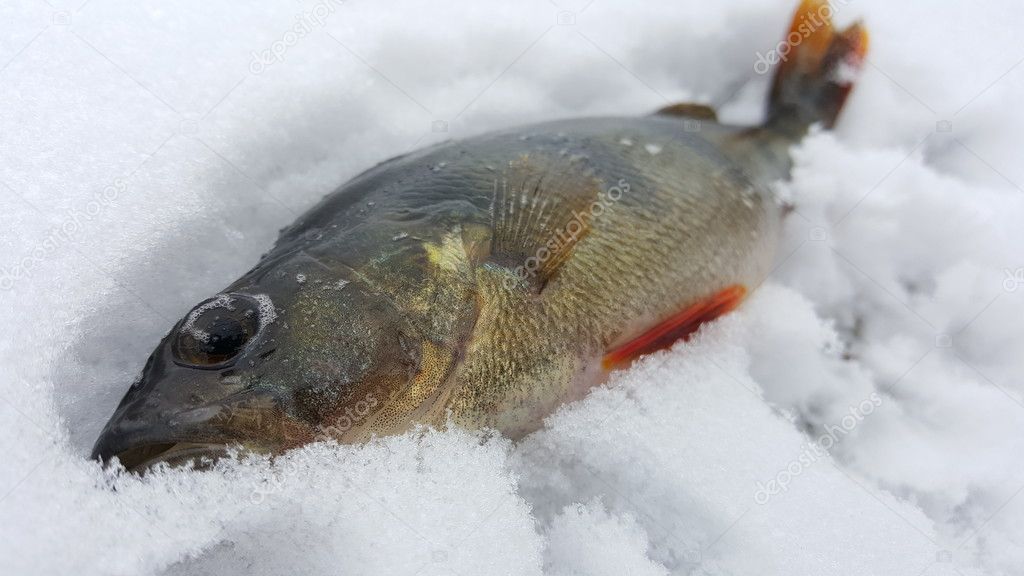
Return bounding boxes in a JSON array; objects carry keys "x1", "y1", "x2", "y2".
[{"x1": 172, "y1": 294, "x2": 262, "y2": 368}]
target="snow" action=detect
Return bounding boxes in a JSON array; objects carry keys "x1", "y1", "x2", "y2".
[{"x1": 1, "y1": 0, "x2": 1023, "y2": 574}]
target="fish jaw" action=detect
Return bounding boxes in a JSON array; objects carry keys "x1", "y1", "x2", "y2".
[
  {"x1": 89, "y1": 385, "x2": 298, "y2": 473},
  {"x1": 101, "y1": 442, "x2": 230, "y2": 474}
]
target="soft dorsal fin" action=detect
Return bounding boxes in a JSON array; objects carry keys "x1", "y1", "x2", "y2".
[
  {"x1": 488, "y1": 153, "x2": 605, "y2": 292},
  {"x1": 654, "y1": 102, "x2": 718, "y2": 121}
]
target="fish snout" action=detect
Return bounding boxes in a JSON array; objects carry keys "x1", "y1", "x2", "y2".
[
  {"x1": 90, "y1": 413, "x2": 226, "y2": 473},
  {"x1": 90, "y1": 389, "x2": 291, "y2": 473}
]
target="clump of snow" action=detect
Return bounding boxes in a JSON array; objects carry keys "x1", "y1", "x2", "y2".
[
  {"x1": 179, "y1": 293, "x2": 236, "y2": 343},
  {"x1": 543, "y1": 501, "x2": 667, "y2": 576},
  {"x1": 250, "y1": 292, "x2": 277, "y2": 326},
  {"x1": 1, "y1": 0, "x2": 1023, "y2": 574}
]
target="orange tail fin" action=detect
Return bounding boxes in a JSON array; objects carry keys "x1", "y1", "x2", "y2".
[{"x1": 766, "y1": 0, "x2": 869, "y2": 130}]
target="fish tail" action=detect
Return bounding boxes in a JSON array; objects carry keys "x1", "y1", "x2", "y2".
[{"x1": 765, "y1": 0, "x2": 869, "y2": 134}]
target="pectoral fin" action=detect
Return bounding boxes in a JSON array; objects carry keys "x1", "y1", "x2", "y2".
[{"x1": 487, "y1": 153, "x2": 605, "y2": 292}]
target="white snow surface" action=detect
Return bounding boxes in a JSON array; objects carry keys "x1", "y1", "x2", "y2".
[{"x1": 2, "y1": 0, "x2": 1023, "y2": 574}]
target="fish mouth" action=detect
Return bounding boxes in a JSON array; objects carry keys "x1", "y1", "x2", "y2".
[{"x1": 111, "y1": 442, "x2": 229, "y2": 474}]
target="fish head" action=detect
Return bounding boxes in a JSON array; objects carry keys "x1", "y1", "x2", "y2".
[{"x1": 91, "y1": 257, "x2": 425, "y2": 473}]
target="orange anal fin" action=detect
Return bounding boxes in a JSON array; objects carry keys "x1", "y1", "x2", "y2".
[{"x1": 602, "y1": 285, "x2": 747, "y2": 370}]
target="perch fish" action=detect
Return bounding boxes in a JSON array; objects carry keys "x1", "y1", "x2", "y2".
[{"x1": 92, "y1": 0, "x2": 868, "y2": 471}]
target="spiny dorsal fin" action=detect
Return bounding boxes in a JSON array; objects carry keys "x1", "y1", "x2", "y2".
[
  {"x1": 488, "y1": 153, "x2": 605, "y2": 292},
  {"x1": 654, "y1": 102, "x2": 718, "y2": 121}
]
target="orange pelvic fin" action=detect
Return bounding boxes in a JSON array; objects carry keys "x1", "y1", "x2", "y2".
[{"x1": 602, "y1": 285, "x2": 747, "y2": 370}]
